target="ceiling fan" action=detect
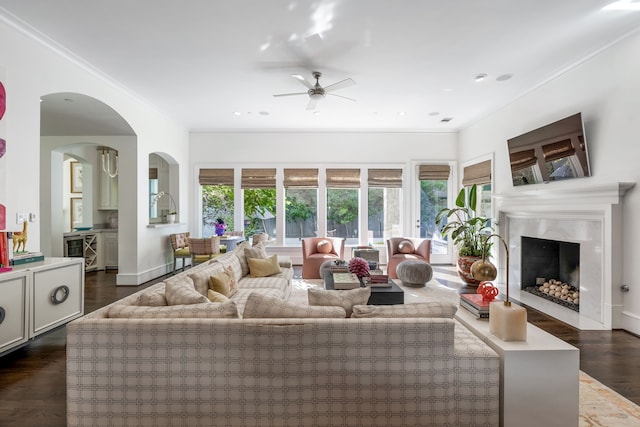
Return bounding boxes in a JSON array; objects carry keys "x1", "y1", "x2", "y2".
[{"x1": 273, "y1": 71, "x2": 356, "y2": 110}]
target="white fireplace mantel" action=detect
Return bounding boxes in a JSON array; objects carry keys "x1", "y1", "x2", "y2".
[{"x1": 493, "y1": 182, "x2": 635, "y2": 330}]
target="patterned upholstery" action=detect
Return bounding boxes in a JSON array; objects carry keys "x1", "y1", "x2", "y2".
[
  {"x1": 351, "y1": 301, "x2": 458, "y2": 318},
  {"x1": 169, "y1": 232, "x2": 190, "y2": 273},
  {"x1": 188, "y1": 236, "x2": 221, "y2": 265},
  {"x1": 67, "y1": 315, "x2": 499, "y2": 426}
]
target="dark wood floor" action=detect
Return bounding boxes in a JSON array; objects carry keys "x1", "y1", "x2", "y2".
[{"x1": 1, "y1": 268, "x2": 640, "y2": 426}]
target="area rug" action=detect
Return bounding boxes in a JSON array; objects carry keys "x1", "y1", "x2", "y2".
[{"x1": 291, "y1": 276, "x2": 640, "y2": 426}]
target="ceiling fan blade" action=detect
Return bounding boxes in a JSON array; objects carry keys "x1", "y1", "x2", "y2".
[
  {"x1": 306, "y1": 97, "x2": 319, "y2": 110},
  {"x1": 324, "y1": 78, "x2": 356, "y2": 92},
  {"x1": 291, "y1": 74, "x2": 314, "y2": 89},
  {"x1": 327, "y1": 93, "x2": 356, "y2": 102},
  {"x1": 273, "y1": 92, "x2": 307, "y2": 97}
]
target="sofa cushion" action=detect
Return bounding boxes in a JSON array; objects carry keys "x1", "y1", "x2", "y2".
[
  {"x1": 207, "y1": 289, "x2": 230, "y2": 303},
  {"x1": 244, "y1": 242, "x2": 268, "y2": 261},
  {"x1": 187, "y1": 262, "x2": 226, "y2": 296},
  {"x1": 165, "y1": 276, "x2": 209, "y2": 305},
  {"x1": 243, "y1": 292, "x2": 346, "y2": 318},
  {"x1": 308, "y1": 287, "x2": 371, "y2": 317},
  {"x1": 219, "y1": 251, "x2": 244, "y2": 283},
  {"x1": 248, "y1": 254, "x2": 281, "y2": 277},
  {"x1": 225, "y1": 265, "x2": 238, "y2": 296},
  {"x1": 351, "y1": 302, "x2": 458, "y2": 318},
  {"x1": 134, "y1": 285, "x2": 167, "y2": 306},
  {"x1": 208, "y1": 273, "x2": 232, "y2": 297},
  {"x1": 231, "y1": 241, "x2": 252, "y2": 276},
  {"x1": 316, "y1": 239, "x2": 333, "y2": 254},
  {"x1": 106, "y1": 301, "x2": 238, "y2": 318},
  {"x1": 232, "y1": 288, "x2": 286, "y2": 316},
  {"x1": 398, "y1": 239, "x2": 415, "y2": 254}
]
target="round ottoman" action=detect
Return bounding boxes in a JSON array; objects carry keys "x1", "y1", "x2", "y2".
[{"x1": 396, "y1": 260, "x2": 433, "y2": 287}]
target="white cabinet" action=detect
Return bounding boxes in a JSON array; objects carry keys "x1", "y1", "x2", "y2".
[
  {"x1": 102, "y1": 231, "x2": 118, "y2": 269},
  {"x1": 0, "y1": 257, "x2": 84, "y2": 356},
  {"x1": 30, "y1": 259, "x2": 84, "y2": 337},
  {"x1": 0, "y1": 271, "x2": 29, "y2": 355},
  {"x1": 98, "y1": 168, "x2": 118, "y2": 210}
]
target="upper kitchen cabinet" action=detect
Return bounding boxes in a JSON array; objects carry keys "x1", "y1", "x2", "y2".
[{"x1": 98, "y1": 147, "x2": 118, "y2": 210}]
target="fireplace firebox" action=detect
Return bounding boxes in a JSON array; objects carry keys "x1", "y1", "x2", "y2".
[{"x1": 521, "y1": 236, "x2": 580, "y2": 312}]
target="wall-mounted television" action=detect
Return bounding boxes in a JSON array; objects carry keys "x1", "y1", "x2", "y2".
[{"x1": 507, "y1": 113, "x2": 591, "y2": 186}]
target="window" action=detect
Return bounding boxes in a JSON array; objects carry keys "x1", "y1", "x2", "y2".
[
  {"x1": 368, "y1": 169, "x2": 402, "y2": 245},
  {"x1": 462, "y1": 159, "x2": 492, "y2": 221},
  {"x1": 242, "y1": 168, "x2": 276, "y2": 237},
  {"x1": 284, "y1": 169, "x2": 318, "y2": 245},
  {"x1": 200, "y1": 168, "x2": 234, "y2": 238},
  {"x1": 326, "y1": 169, "x2": 360, "y2": 244},
  {"x1": 418, "y1": 165, "x2": 450, "y2": 255}
]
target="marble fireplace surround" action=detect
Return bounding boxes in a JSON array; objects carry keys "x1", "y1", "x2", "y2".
[{"x1": 493, "y1": 182, "x2": 634, "y2": 330}]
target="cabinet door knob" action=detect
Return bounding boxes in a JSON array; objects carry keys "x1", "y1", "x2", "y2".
[{"x1": 51, "y1": 285, "x2": 70, "y2": 305}]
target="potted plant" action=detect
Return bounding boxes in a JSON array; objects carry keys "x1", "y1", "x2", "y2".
[{"x1": 435, "y1": 184, "x2": 495, "y2": 285}]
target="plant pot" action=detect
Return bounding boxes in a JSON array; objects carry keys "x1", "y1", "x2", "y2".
[
  {"x1": 166, "y1": 214, "x2": 176, "y2": 224},
  {"x1": 457, "y1": 255, "x2": 483, "y2": 286}
]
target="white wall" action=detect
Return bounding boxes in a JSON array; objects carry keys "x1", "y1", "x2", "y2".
[
  {"x1": 458, "y1": 30, "x2": 640, "y2": 333},
  {"x1": 0, "y1": 19, "x2": 189, "y2": 285}
]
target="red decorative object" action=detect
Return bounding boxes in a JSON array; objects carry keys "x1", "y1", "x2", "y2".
[
  {"x1": 0, "y1": 81, "x2": 5, "y2": 120},
  {"x1": 348, "y1": 257, "x2": 370, "y2": 278},
  {"x1": 477, "y1": 281, "x2": 499, "y2": 302}
]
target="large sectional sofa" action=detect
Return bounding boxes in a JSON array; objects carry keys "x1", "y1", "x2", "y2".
[{"x1": 66, "y1": 241, "x2": 501, "y2": 426}]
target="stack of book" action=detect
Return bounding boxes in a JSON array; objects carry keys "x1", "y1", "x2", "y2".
[
  {"x1": 10, "y1": 251, "x2": 45, "y2": 266},
  {"x1": 329, "y1": 265, "x2": 349, "y2": 273},
  {"x1": 365, "y1": 274, "x2": 392, "y2": 288},
  {"x1": 333, "y1": 272, "x2": 361, "y2": 289},
  {"x1": 460, "y1": 293, "x2": 500, "y2": 319}
]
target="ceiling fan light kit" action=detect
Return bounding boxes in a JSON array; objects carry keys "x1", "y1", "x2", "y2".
[{"x1": 273, "y1": 71, "x2": 356, "y2": 110}]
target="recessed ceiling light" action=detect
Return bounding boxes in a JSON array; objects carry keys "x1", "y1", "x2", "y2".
[
  {"x1": 313, "y1": 110, "x2": 321, "y2": 115},
  {"x1": 429, "y1": 112, "x2": 440, "y2": 116},
  {"x1": 440, "y1": 117, "x2": 453, "y2": 123},
  {"x1": 496, "y1": 74, "x2": 513, "y2": 82},
  {"x1": 258, "y1": 111, "x2": 270, "y2": 116},
  {"x1": 474, "y1": 74, "x2": 488, "y2": 82},
  {"x1": 233, "y1": 111, "x2": 241, "y2": 116},
  {"x1": 63, "y1": 98, "x2": 73, "y2": 102},
  {"x1": 398, "y1": 111, "x2": 406, "y2": 116}
]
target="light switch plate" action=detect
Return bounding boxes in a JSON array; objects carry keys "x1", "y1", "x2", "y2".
[{"x1": 16, "y1": 213, "x2": 28, "y2": 224}]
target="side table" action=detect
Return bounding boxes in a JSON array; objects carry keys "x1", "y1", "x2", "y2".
[{"x1": 455, "y1": 308, "x2": 579, "y2": 427}]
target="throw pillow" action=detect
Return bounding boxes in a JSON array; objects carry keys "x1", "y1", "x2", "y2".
[
  {"x1": 244, "y1": 242, "x2": 268, "y2": 261},
  {"x1": 207, "y1": 289, "x2": 230, "y2": 303},
  {"x1": 248, "y1": 254, "x2": 281, "y2": 278},
  {"x1": 316, "y1": 239, "x2": 333, "y2": 254},
  {"x1": 233, "y1": 241, "x2": 252, "y2": 276},
  {"x1": 224, "y1": 265, "x2": 238, "y2": 296},
  {"x1": 187, "y1": 262, "x2": 226, "y2": 296},
  {"x1": 208, "y1": 272, "x2": 231, "y2": 297},
  {"x1": 134, "y1": 287, "x2": 168, "y2": 306},
  {"x1": 308, "y1": 287, "x2": 371, "y2": 317},
  {"x1": 351, "y1": 302, "x2": 458, "y2": 319},
  {"x1": 242, "y1": 292, "x2": 346, "y2": 318},
  {"x1": 165, "y1": 276, "x2": 209, "y2": 305},
  {"x1": 398, "y1": 239, "x2": 415, "y2": 254}
]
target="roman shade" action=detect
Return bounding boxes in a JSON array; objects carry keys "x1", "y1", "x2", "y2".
[
  {"x1": 326, "y1": 168, "x2": 360, "y2": 188},
  {"x1": 368, "y1": 168, "x2": 402, "y2": 188},
  {"x1": 241, "y1": 168, "x2": 276, "y2": 189},
  {"x1": 418, "y1": 165, "x2": 451, "y2": 181},
  {"x1": 149, "y1": 168, "x2": 158, "y2": 180},
  {"x1": 542, "y1": 139, "x2": 576, "y2": 162},
  {"x1": 199, "y1": 168, "x2": 234, "y2": 186},
  {"x1": 283, "y1": 168, "x2": 319, "y2": 188},
  {"x1": 462, "y1": 160, "x2": 491, "y2": 186},
  {"x1": 510, "y1": 149, "x2": 538, "y2": 171}
]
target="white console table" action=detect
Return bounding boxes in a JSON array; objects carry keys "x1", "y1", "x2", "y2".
[
  {"x1": 0, "y1": 257, "x2": 84, "y2": 356},
  {"x1": 456, "y1": 308, "x2": 579, "y2": 427}
]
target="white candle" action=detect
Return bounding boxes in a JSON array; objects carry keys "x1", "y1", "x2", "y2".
[{"x1": 489, "y1": 301, "x2": 527, "y2": 341}]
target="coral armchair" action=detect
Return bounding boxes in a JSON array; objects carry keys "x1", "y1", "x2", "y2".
[
  {"x1": 301, "y1": 237, "x2": 346, "y2": 279},
  {"x1": 386, "y1": 237, "x2": 431, "y2": 279}
]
